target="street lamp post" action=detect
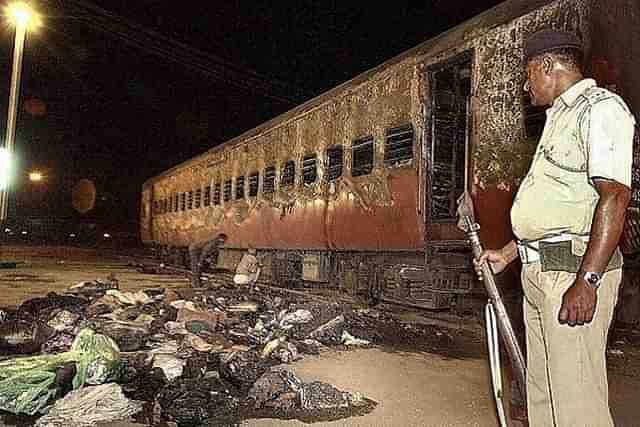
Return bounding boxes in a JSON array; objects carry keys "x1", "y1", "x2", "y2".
[{"x1": 0, "y1": 2, "x2": 38, "y2": 221}]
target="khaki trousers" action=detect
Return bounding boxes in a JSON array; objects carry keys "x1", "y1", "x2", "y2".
[{"x1": 522, "y1": 264, "x2": 621, "y2": 427}]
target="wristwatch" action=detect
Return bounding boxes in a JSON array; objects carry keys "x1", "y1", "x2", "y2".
[{"x1": 583, "y1": 272, "x2": 602, "y2": 290}]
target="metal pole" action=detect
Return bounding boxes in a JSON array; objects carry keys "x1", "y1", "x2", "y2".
[{"x1": 0, "y1": 23, "x2": 27, "y2": 221}]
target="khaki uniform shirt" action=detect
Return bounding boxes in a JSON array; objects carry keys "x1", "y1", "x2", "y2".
[
  {"x1": 236, "y1": 253, "x2": 259, "y2": 276},
  {"x1": 511, "y1": 79, "x2": 635, "y2": 241}
]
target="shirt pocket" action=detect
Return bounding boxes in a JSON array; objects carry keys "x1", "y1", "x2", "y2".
[{"x1": 542, "y1": 143, "x2": 586, "y2": 174}]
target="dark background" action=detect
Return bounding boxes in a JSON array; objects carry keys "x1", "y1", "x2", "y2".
[{"x1": 1, "y1": 0, "x2": 501, "y2": 239}]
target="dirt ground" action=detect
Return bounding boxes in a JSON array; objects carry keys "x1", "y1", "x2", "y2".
[{"x1": 0, "y1": 253, "x2": 639, "y2": 427}]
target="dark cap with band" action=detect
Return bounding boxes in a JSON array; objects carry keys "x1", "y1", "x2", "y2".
[{"x1": 523, "y1": 29, "x2": 582, "y2": 63}]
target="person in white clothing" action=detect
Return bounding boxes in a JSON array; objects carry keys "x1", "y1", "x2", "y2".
[{"x1": 233, "y1": 247, "x2": 261, "y2": 290}]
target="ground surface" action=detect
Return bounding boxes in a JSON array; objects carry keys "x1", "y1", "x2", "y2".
[{"x1": 0, "y1": 251, "x2": 638, "y2": 427}]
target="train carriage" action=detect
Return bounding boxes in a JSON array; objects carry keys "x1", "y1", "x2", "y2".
[{"x1": 141, "y1": 0, "x2": 640, "y2": 310}]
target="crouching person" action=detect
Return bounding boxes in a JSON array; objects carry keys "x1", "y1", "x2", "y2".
[
  {"x1": 233, "y1": 247, "x2": 261, "y2": 292},
  {"x1": 189, "y1": 233, "x2": 228, "y2": 287}
]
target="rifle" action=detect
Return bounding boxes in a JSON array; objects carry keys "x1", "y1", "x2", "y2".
[{"x1": 457, "y1": 192, "x2": 527, "y2": 424}]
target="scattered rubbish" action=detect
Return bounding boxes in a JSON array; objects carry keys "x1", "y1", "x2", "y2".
[
  {"x1": 34, "y1": 383, "x2": 142, "y2": 427},
  {"x1": 106, "y1": 290, "x2": 153, "y2": 306},
  {"x1": 295, "y1": 339, "x2": 322, "y2": 355},
  {"x1": 169, "y1": 300, "x2": 196, "y2": 311},
  {"x1": 276, "y1": 342, "x2": 301, "y2": 363},
  {"x1": 164, "y1": 321, "x2": 188, "y2": 335},
  {"x1": 300, "y1": 381, "x2": 361, "y2": 411},
  {"x1": 262, "y1": 336, "x2": 287, "y2": 359},
  {"x1": 280, "y1": 309, "x2": 314, "y2": 327},
  {"x1": 68, "y1": 274, "x2": 119, "y2": 296},
  {"x1": 176, "y1": 307, "x2": 224, "y2": 332},
  {"x1": 85, "y1": 294, "x2": 122, "y2": 318},
  {"x1": 220, "y1": 351, "x2": 268, "y2": 392},
  {"x1": 47, "y1": 310, "x2": 80, "y2": 333},
  {"x1": 133, "y1": 314, "x2": 155, "y2": 325},
  {"x1": 309, "y1": 315, "x2": 346, "y2": 345},
  {"x1": 0, "y1": 269, "x2": 390, "y2": 425},
  {"x1": 248, "y1": 369, "x2": 375, "y2": 417},
  {"x1": 182, "y1": 333, "x2": 214, "y2": 352},
  {"x1": 227, "y1": 302, "x2": 259, "y2": 313},
  {"x1": 94, "y1": 321, "x2": 150, "y2": 352},
  {"x1": 18, "y1": 293, "x2": 88, "y2": 320},
  {"x1": 157, "y1": 376, "x2": 240, "y2": 425},
  {"x1": 342, "y1": 330, "x2": 371, "y2": 346},
  {"x1": 248, "y1": 369, "x2": 302, "y2": 410},
  {"x1": 41, "y1": 333, "x2": 75, "y2": 354},
  {"x1": 151, "y1": 353, "x2": 185, "y2": 381},
  {"x1": 0, "y1": 320, "x2": 56, "y2": 355}
]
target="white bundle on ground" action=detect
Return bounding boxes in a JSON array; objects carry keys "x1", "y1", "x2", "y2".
[{"x1": 35, "y1": 383, "x2": 143, "y2": 427}]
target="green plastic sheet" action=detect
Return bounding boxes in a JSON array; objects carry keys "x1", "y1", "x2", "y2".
[{"x1": 0, "y1": 329, "x2": 120, "y2": 415}]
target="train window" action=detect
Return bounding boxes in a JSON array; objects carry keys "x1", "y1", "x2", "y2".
[
  {"x1": 203, "y1": 186, "x2": 211, "y2": 207},
  {"x1": 213, "y1": 182, "x2": 221, "y2": 205},
  {"x1": 174, "y1": 194, "x2": 179, "y2": 212},
  {"x1": 303, "y1": 154, "x2": 317, "y2": 185},
  {"x1": 163, "y1": 199, "x2": 168, "y2": 214},
  {"x1": 326, "y1": 145, "x2": 343, "y2": 181},
  {"x1": 223, "y1": 180, "x2": 232, "y2": 202},
  {"x1": 180, "y1": 193, "x2": 186, "y2": 211},
  {"x1": 263, "y1": 166, "x2": 276, "y2": 194},
  {"x1": 281, "y1": 160, "x2": 295, "y2": 187},
  {"x1": 249, "y1": 172, "x2": 259, "y2": 197},
  {"x1": 385, "y1": 124, "x2": 414, "y2": 167},
  {"x1": 236, "y1": 176, "x2": 245, "y2": 200},
  {"x1": 187, "y1": 191, "x2": 194, "y2": 210},
  {"x1": 352, "y1": 136, "x2": 374, "y2": 177},
  {"x1": 195, "y1": 188, "x2": 202, "y2": 209}
]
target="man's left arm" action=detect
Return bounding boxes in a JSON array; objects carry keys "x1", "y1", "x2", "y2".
[
  {"x1": 559, "y1": 180, "x2": 630, "y2": 326},
  {"x1": 559, "y1": 97, "x2": 634, "y2": 326}
]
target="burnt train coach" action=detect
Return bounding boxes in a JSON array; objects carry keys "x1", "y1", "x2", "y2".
[{"x1": 141, "y1": 0, "x2": 640, "y2": 309}]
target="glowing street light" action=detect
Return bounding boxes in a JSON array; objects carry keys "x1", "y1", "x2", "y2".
[
  {"x1": 0, "y1": 2, "x2": 40, "y2": 221},
  {"x1": 28, "y1": 170, "x2": 42, "y2": 182}
]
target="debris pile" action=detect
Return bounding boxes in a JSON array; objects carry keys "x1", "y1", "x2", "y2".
[{"x1": 0, "y1": 273, "x2": 379, "y2": 426}]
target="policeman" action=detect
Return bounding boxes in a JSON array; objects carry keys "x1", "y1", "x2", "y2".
[{"x1": 476, "y1": 29, "x2": 635, "y2": 426}]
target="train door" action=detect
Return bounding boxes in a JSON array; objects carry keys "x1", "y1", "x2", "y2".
[{"x1": 422, "y1": 52, "x2": 474, "y2": 308}]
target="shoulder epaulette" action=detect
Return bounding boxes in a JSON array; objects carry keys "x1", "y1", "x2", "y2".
[{"x1": 580, "y1": 86, "x2": 633, "y2": 117}]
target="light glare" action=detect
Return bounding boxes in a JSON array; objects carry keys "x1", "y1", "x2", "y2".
[
  {"x1": 0, "y1": 147, "x2": 11, "y2": 190},
  {"x1": 6, "y1": 3, "x2": 39, "y2": 30},
  {"x1": 29, "y1": 171, "x2": 42, "y2": 182}
]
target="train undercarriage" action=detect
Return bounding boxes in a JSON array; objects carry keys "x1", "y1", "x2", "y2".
[{"x1": 157, "y1": 240, "x2": 478, "y2": 312}]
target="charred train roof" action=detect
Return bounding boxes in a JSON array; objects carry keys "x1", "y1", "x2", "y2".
[{"x1": 143, "y1": 0, "x2": 555, "y2": 189}]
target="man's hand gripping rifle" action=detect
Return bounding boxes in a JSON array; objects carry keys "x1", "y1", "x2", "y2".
[{"x1": 457, "y1": 192, "x2": 526, "y2": 425}]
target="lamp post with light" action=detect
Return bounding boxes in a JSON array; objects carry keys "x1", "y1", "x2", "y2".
[{"x1": 0, "y1": 2, "x2": 39, "y2": 221}]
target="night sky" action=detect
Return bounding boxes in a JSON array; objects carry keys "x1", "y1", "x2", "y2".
[{"x1": 2, "y1": 0, "x2": 502, "y2": 235}]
